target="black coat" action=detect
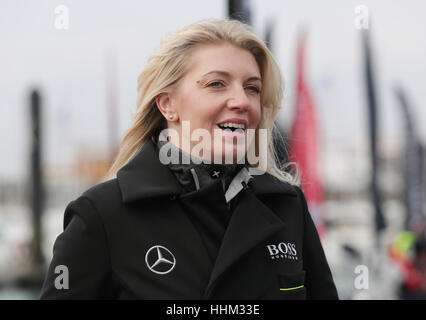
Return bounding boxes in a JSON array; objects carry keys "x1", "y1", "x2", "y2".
[{"x1": 40, "y1": 139, "x2": 338, "y2": 300}]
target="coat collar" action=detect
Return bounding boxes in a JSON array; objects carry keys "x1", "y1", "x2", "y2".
[
  {"x1": 117, "y1": 139, "x2": 183, "y2": 203},
  {"x1": 117, "y1": 139, "x2": 297, "y2": 203}
]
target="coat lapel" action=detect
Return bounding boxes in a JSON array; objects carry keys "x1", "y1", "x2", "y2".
[{"x1": 204, "y1": 182, "x2": 295, "y2": 298}]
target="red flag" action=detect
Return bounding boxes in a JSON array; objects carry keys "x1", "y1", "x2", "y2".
[{"x1": 289, "y1": 31, "x2": 325, "y2": 237}]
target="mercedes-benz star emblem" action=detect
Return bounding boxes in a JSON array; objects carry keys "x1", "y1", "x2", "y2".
[{"x1": 145, "y1": 245, "x2": 176, "y2": 275}]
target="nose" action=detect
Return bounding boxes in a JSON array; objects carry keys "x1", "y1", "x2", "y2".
[{"x1": 227, "y1": 85, "x2": 250, "y2": 112}]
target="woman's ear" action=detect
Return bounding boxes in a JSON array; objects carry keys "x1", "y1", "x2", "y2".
[{"x1": 155, "y1": 93, "x2": 178, "y2": 122}]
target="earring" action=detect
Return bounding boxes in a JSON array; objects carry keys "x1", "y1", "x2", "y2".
[{"x1": 168, "y1": 114, "x2": 174, "y2": 119}]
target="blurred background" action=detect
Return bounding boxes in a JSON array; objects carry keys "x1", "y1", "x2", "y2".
[{"x1": 1, "y1": 0, "x2": 425, "y2": 299}]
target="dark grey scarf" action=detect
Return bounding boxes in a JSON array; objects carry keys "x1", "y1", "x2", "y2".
[{"x1": 155, "y1": 134, "x2": 247, "y2": 194}]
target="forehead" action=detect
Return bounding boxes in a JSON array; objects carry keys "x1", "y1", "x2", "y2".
[{"x1": 185, "y1": 43, "x2": 261, "y2": 79}]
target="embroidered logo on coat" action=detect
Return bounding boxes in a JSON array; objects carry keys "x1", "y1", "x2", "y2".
[
  {"x1": 145, "y1": 245, "x2": 176, "y2": 274},
  {"x1": 266, "y1": 242, "x2": 298, "y2": 261}
]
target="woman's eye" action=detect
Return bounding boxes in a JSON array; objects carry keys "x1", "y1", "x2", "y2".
[
  {"x1": 208, "y1": 81, "x2": 224, "y2": 88},
  {"x1": 246, "y1": 86, "x2": 261, "y2": 94}
]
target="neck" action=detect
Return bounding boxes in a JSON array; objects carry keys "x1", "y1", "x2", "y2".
[{"x1": 155, "y1": 131, "x2": 247, "y2": 192}]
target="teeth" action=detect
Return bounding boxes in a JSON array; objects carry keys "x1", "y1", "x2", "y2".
[{"x1": 218, "y1": 122, "x2": 246, "y2": 129}]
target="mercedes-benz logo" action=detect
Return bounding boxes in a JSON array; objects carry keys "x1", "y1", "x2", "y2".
[{"x1": 145, "y1": 245, "x2": 176, "y2": 275}]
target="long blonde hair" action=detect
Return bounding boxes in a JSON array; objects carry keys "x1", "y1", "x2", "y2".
[{"x1": 103, "y1": 18, "x2": 298, "y2": 185}]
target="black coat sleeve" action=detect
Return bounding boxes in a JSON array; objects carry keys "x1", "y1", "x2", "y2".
[
  {"x1": 296, "y1": 187, "x2": 339, "y2": 299},
  {"x1": 40, "y1": 196, "x2": 113, "y2": 299}
]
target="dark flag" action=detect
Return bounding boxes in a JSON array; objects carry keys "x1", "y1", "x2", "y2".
[
  {"x1": 228, "y1": 0, "x2": 251, "y2": 25},
  {"x1": 16, "y1": 89, "x2": 47, "y2": 287},
  {"x1": 263, "y1": 18, "x2": 289, "y2": 166},
  {"x1": 394, "y1": 86, "x2": 425, "y2": 236},
  {"x1": 30, "y1": 90, "x2": 45, "y2": 267},
  {"x1": 362, "y1": 29, "x2": 386, "y2": 233},
  {"x1": 264, "y1": 18, "x2": 274, "y2": 52},
  {"x1": 390, "y1": 87, "x2": 426, "y2": 299}
]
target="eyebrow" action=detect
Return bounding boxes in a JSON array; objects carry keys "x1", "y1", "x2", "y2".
[{"x1": 201, "y1": 70, "x2": 262, "y2": 82}]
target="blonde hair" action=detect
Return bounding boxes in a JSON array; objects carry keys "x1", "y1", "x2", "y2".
[{"x1": 103, "y1": 18, "x2": 299, "y2": 185}]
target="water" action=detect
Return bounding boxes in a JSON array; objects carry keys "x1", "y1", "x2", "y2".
[{"x1": 0, "y1": 287, "x2": 40, "y2": 300}]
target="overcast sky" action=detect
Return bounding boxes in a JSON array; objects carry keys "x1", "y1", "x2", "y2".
[{"x1": 1, "y1": 0, "x2": 425, "y2": 180}]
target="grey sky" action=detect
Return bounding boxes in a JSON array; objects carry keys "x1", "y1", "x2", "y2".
[{"x1": 1, "y1": 0, "x2": 425, "y2": 180}]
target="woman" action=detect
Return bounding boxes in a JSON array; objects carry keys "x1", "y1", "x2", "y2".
[{"x1": 40, "y1": 19, "x2": 338, "y2": 299}]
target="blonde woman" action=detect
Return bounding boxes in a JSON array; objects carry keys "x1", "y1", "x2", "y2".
[{"x1": 40, "y1": 19, "x2": 338, "y2": 299}]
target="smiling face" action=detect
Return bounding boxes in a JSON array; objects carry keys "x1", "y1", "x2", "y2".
[{"x1": 157, "y1": 42, "x2": 262, "y2": 164}]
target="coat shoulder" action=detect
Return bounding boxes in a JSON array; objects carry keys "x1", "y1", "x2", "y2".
[
  {"x1": 251, "y1": 172, "x2": 300, "y2": 197},
  {"x1": 60, "y1": 179, "x2": 122, "y2": 234},
  {"x1": 81, "y1": 178, "x2": 122, "y2": 204},
  {"x1": 61, "y1": 178, "x2": 125, "y2": 232},
  {"x1": 75, "y1": 178, "x2": 124, "y2": 221}
]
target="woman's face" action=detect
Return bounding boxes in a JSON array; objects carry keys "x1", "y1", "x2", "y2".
[{"x1": 160, "y1": 42, "x2": 262, "y2": 164}]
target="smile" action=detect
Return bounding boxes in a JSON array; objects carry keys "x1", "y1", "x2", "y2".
[{"x1": 217, "y1": 122, "x2": 246, "y2": 134}]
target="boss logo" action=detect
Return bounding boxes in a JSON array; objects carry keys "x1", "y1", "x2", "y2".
[{"x1": 266, "y1": 242, "x2": 298, "y2": 261}]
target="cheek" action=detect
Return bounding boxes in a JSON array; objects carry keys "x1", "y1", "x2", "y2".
[
  {"x1": 183, "y1": 92, "x2": 219, "y2": 122},
  {"x1": 251, "y1": 104, "x2": 262, "y2": 127},
  {"x1": 201, "y1": 105, "x2": 223, "y2": 127},
  {"x1": 197, "y1": 111, "x2": 218, "y2": 128}
]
